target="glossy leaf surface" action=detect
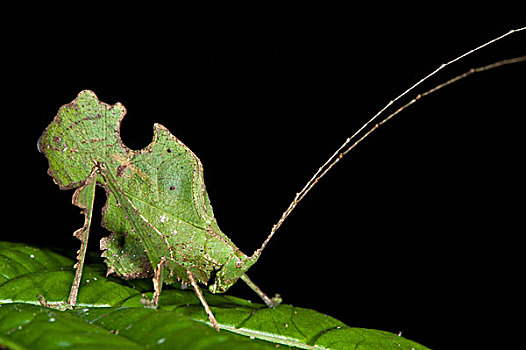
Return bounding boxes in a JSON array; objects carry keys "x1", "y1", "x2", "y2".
[{"x1": 0, "y1": 242, "x2": 430, "y2": 349}]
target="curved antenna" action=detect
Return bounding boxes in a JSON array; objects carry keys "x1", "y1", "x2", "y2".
[{"x1": 252, "y1": 27, "x2": 526, "y2": 259}]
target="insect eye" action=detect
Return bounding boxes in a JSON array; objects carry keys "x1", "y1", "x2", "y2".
[{"x1": 235, "y1": 258, "x2": 243, "y2": 268}]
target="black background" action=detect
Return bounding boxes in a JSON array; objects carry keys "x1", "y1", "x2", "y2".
[{"x1": 4, "y1": 6, "x2": 526, "y2": 349}]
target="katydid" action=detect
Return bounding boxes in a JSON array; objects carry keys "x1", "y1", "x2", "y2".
[
  {"x1": 38, "y1": 90, "x2": 280, "y2": 331},
  {"x1": 38, "y1": 27, "x2": 525, "y2": 332}
]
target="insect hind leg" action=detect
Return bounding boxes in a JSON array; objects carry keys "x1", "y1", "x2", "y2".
[{"x1": 68, "y1": 167, "x2": 98, "y2": 307}]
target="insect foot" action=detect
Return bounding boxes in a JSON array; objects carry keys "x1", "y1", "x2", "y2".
[
  {"x1": 267, "y1": 294, "x2": 282, "y2": 308},
  {"x1": 140, "y1": 294, "x2": 158, "y2": 309}
]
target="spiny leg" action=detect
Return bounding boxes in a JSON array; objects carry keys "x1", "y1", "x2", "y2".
[
  {"x1": 142, "y1": 257, "x2": 168, "y2": 308},
  {"x1": 68, "y1": 168, "x2": 97, "y2": 306},
  {"x1": 240, "y1": 274, "x2": 282, "y2": 308},
  {"x1": 153, "y1": 257, "x2": 170, "y2": 307},
  {"x1": 187, "y1": 270, "x2": 219, "y2": 331}
]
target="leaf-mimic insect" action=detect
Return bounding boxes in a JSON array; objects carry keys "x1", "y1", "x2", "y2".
[
  {"x1": 38, "y1": 28, "x2": 525, "y2": 331},
  {"x1": 38, "y1": 90, "x2": 281, "y2": 330}
]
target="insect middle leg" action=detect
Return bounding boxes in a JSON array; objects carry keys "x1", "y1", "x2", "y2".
[{"x1": 187, "y1": 270, "x2": 220, "y2": 331}]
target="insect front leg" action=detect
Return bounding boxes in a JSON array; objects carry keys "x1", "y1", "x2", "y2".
[
  {"x1": 187, "y1": 270, "x2": 220, "y2": 331},
  {"x1": 240, "y1": 274, "x2": 282, "y2": 308}
]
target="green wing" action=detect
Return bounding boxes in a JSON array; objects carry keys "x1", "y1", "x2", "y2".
[{"x1": 39, "y1": 90, "x2": 237, "y2": 284}]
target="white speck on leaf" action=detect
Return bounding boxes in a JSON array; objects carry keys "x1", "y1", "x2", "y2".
[
  {"x1": 30, "y1": 254, "x2": 35, "y2": 258},
  {"x1": 159, "y1": 214, "x2": 168, "y2": 223},
  {"x1": 49, "y1": 317, "x2": 55, "y2": 322},
  {"x1": 157, "y1": 338, "x2": 166, "y2": 344}
]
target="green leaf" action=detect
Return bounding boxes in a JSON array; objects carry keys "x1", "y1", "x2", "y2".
[{"x1": 0, "y1": 242, "x2": 431, "y2": 349}]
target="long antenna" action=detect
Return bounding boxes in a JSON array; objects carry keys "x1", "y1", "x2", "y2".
[{"x1": 252, "y1": 27, "x2": 526, "y2": 259}]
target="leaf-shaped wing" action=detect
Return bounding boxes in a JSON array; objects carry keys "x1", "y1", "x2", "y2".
[
  {"x1": 39, "y1": 90, "x2": 237, "y2": 284},
  {"x1": 38, "y1": 90, "x2": 126, "y2": 189}
]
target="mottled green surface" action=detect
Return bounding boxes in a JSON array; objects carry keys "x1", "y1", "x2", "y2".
[
  {"x1": 38, "y1": 90, "x2": 256, "y2": 292},
  {"x1": 0, "y1": 242, "x2": 431, "y2": 349}
]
